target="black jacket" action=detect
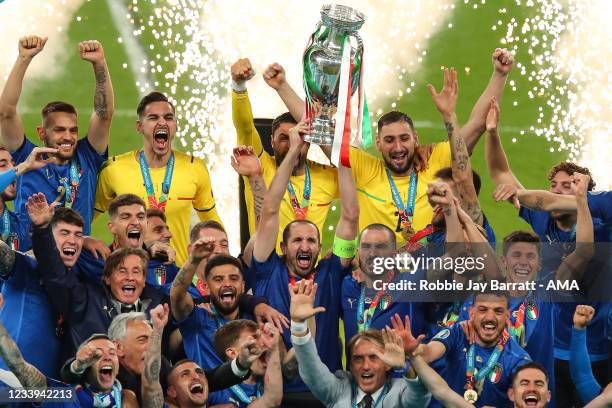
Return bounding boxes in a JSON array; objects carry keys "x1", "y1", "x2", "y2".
[
  {"x1": 60, "y1": 355, "x2": 247, "y2": 405},
  {"x1": 32, "y1": 226, "x2": 172, "y2": 361}
]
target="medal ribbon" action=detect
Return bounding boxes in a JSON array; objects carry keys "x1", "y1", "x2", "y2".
[
  {"x1": 229, "y1": 382, "x2": 263, "y2": 405},
  {"x1": 351, "y1": 383, "x2": 389, "y2": 408},
  {"x1": 288, "y1": 272, "x2": 315, "y2": 287},
  {"x1": 0, "y1": 209, "x2": 17, "y2": 250},
  {"x1": 385, "y1": 169, "x2": 418, "y2": 231},
  {"x1": 62, "y1": 159, "x2": 81, "y2": 209},
  {"x1": 191, "y1": 275, "x2": 208, "y2": 297},
  {"x1": 465, "y1": 329, "x2": 509, "y2": 392},
  {"x1": 287, "y1": 166, "x2": 311, "y2": 220},
  {"x1": 439, "y1": 302, "x2": 461, "y2": 328},
  {"x1": 356, "y1": 273, "x2": 394, "y2": 332},
  {"x1": 139, "y1": 151, "x2": 175, "y2": 211},
  {"x1": 507, "y1": 292, "x2": 535, "y2": 347}
]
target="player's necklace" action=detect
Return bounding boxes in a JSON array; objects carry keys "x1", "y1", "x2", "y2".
[
  {"x1": 139, "y1": 150, "x2": 175, "y2": 212},
  {"x1": 288, "y1": 270, "x2": 315, "y2": 287},
  {"x1": 287, "y1": 165, "x2": 311, "y2": 220},
  {"x1": 385, "y1": 168, "x2": 417, "y2": 241},
  {"x1": 356, "y1": 273, "x2": 394, "y2": 332},
  {"x1": 464, "y1": 328, "x2": 509, "y2": 403},
  {"x1": 0, "y1": 208, "x2": 18, "y2": 250}
]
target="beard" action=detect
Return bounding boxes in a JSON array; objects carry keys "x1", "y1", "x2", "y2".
[{"x1": 211, "y1": 293, "x2": 240, "y2": 316}]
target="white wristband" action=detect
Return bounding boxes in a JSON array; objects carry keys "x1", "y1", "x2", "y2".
[
  {"x1": 231, "y1": 79, "x2": 247, "y2": 93},
  {"x1": 290, "y1": 320, "x2": 308, "y2": 334}
]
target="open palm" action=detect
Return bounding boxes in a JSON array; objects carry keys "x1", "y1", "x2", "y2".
[
  {"x1": 428, "y1": 68, "x2": 458, "y2": 118},
  {"x1": 391, "y1": 314, "x2": 425, "y2": 357},
  {"x1": 231, "y1": 146, "x2": 262, "y2": 177}
]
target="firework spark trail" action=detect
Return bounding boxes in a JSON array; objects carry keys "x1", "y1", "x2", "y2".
[
  {"x1": 493, "y1": 0, "x2": 612, "y2": 188},
  {"x1": 125, "y1": 0, "x2": 455, "y2": 250}
]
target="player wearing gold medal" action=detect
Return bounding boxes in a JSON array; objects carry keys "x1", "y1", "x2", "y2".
[
  {"x1": 94, "y1": 92, "x2": 222, "y2": 266},
  {"x1": 230, "y1": 59, "x2": 338, "y2": 252}
]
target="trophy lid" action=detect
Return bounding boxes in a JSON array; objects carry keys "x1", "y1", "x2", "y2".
[{"x1": 321, "y1": 4, "x2": 365, "y2": 31}]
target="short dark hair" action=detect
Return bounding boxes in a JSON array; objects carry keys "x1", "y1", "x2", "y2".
[
  {"x1": 108, "y1": 194, "x2": 146, "y2": 218},
  {"x1": 473, "y1": 288, "x2": 510, "y2": 308},
  {"x1": 146, "y1": 208, "x2": 166, "y2": 223},
  {"x1": 502, "y1": 230, "x2": 540, "y2": 256},
  {"x1": 359, "y1": 223, "x2": 396, "y2": 247},
  {"x1": 347, "y1": 329, "x2": 385, "y2": 362},
  {"x1": 204, "y1": 254, "x2": 242, "y2": 280},
  {"x1": 190, "y1": 220, "x2": 226, "y2": 243},
  {"x1": 512, "y1": 361, "x2": 549, "y2": 385},
  {"x1": 434, "y1": 167, "x2": 483, "y2": 196},
  {"x1": 271, "y1": 112, "x2": 297, "y2": 137},
  {"x1": 377, "y1": 111, "x2": 415, "y2": 133},
  {"x1": 137, "y1": 91, "x2": 176, "y2": 118},
  {"x1": 102, "y1": 247, "x2": 149, "y2": 279},
  {"x1": 42, "y1": 101, "x2": 77, "y2": 124},
  {"x1": 167, "y1": 359, "x2": 198, "y2": 385},
  {"x1": 282, "y1": 220, "x2": 320, "y2": 245},
  {"x1": 213, "y1": 319, "x2": 258, "y2": 361},
  {"x1": 548, "y1": 162, "x2": 595, "y2": 191},
  {"x1": 51, "y1": 207, "x2": 85, "y2": 230}
]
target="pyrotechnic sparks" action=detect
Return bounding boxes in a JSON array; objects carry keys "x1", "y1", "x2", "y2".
[{"x1": 490, "y1": 0, "x2": 612, "y2": 187}]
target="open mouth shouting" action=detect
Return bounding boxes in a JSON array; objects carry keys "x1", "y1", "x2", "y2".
[
  {"x1": 126, "y1": 229, "x2": 142, "y2": 248},
  {"x1": 359, "y1": 371, "x2": 376, "y2": 387},
  {"x1": 189, "y1": 381, "x2": 206, "y2": 398},
  {"x1": 480, "y1": 320, "x2": 498, "y2": 337},
  {"x1": 154, "y1": 128, "x2": 169, "y2": 151},
  {"x1": 218, "y1": 287, "x2": 237, "y2": 307},
  {"x1": 121, "y1": 284, "x2": 137, "y2": 300},
  {"x1": 296, "y1": 252, "x2": 313, "y2": 270},
  {"x1": 98, "y1": 364, "x2": 115, "y2": 384},
  {"x1": 61, "y1": 246, "x2": 78, "y2": 264},
  {"x1": 522, "y1": 393, "x2": 540, "y2": 407}
]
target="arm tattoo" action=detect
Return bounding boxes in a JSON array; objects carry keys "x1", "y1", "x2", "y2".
[
  {"x1": 250, "y1": 177, "x2": 266, "y2": 226},
  {"x1": 142, "y1": 330, "x2": 164, "y2": 408},
  {"x1": 534, "y1": 196, "x2": 544, "y2": 211},
  {"x1": 0, "y1": 324, "x2": 46, "y2": 388},
  {"x1": 93, "y1": 66, "x2": 108, "y2": 119},
  {"x1": 449, "y1": 126, "x2": 469, "y2": 172},
  {"x1": 0, "y1": 241, "x2": 15, "y2": 277},
  {"x1": 172, "y1": 263, "x2": 195, "y2": 291}
]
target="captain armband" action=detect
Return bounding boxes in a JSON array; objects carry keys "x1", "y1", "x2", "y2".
[{"x1": 332, "y1": 235, "x2": 357, "y2": 258}]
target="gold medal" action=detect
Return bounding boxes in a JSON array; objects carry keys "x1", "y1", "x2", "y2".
[
  {"x1": 464, "y1": 389, "x2": 478, "y2": 403},
  {"x1": 401, "y1": 224, "x2": 415, "y2": 241}
]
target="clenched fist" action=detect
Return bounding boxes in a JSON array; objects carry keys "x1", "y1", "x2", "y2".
[
  {"x1": 231, "y1": 58, "x2": 255, "y2": 82},
  {"x1": 18, "y1": 36, "x2": 48, "y2": 60},
  {"x1": 79, "y1": 40, "x2": 105, "y2": 65}
]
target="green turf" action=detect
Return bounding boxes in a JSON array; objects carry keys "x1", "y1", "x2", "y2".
[{"x1": 15, "y1": 0, "x2": 568, "y2": 248}]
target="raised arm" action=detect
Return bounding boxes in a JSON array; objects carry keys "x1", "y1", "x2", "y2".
[
  {"x1": 410, "y1": 355, "x2": 472, "y2": 408},
  {"x1": 391, "y1": 314, "x2": 446, "y2": 364},
  {"x1": 556, "y1": 174, "x2": 594, "y2": 282},
  {"x1": 462, "y1": 48, "x2": 514, "y2": 153},
  {"x1": 429, "y1": 68, "x2": 482, "y2": 226},
  {"x1": 249, "y1": 325, "x2": 283, "y2": 408},
  {"x1": 80, "y1": 40, "x2": 114, "y2": 154},
  {"x1": 252, "y1": 122, "x2": 307, "y2": 262},
  {"x1": 263, "y1": 63, "x2": 304, "y2": 122},
  {"x1": 28, "y1": 193, "x2": 88, "y2": 320},
  {"x1": 0, "y1": 321, "x2": 46, "y2": 388},
  {"x1": 334, "y1": 161, "x2": 359, "y2": 267},
  {"x1": 485, "y1": 97, "x2": 524, "y2": 189},
  {"x1": 0, "y1": 36, "x2": 47, "y2": 151},
  {"x1": 170, "y1": 238, "x2": 215, "y2": 321},
  {"x1": 570, "y1": 305, "x2": 601, "y2": 404},
  {"x1": 231, "y1": 146, "x2": 266, "y2": 227},
  {"x1": 142, "y1": 304, "x2": 168, "y2": 408},
  {"x1": 231, "y1": 58, "x2": 265, "y2": 154}
]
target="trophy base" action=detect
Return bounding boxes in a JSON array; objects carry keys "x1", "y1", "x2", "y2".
[{"x1": 305, "y1": 118, "x2": 335, "y2": 146}]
